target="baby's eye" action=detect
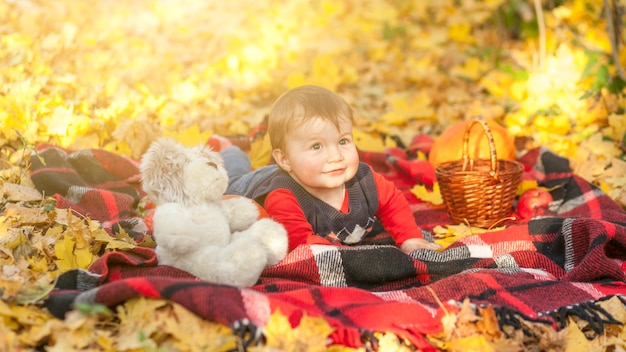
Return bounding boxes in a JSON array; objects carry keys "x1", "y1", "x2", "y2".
[
  {"x1": 311, "y1": 143, "x2": 322, "y2": 150},
  {"x1": 207, "y1": 161, "x2": 218, "y2": 169},
  {"x1": 339, "y1": 138, "x2": 351, "y2": 145}
]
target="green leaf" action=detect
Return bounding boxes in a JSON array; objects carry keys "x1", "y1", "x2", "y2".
[
  {"x1": 498, "y1": 64, "x2": 529, "y2": 81},
  {"x1": 74, "y1": 302, "x2": 113, "y2": 317},
  {"x1": 580, "y1": 52, "x2": 599, "y2": 79}
]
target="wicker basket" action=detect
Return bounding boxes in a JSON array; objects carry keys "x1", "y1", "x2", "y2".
[{"x1": 435, "y1": 118, "x2": 523, "y2": 228}]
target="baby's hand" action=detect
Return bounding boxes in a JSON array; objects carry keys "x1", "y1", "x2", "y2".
[{"x1": 400, "y1": 238, "x2": 441, "y2": 253}]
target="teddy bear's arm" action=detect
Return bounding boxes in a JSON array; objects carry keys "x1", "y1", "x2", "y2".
[
  {"x1": 153, "y1": 203, "x2": 231, "y2": 254},
  {"x1": 232, "y1": 218, "x2": 288, "y2": 266},
  {"x1": 221, "y1": 196, "x2": 262, "y2": 232}
]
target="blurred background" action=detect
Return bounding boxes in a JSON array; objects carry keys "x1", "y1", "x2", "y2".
[{"x1": 0, "y1": 0, "x2": 624, "y2": 203}]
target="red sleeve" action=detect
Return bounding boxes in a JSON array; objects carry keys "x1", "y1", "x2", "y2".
[
  {"x1": 264, "y1": 189, "x2": 331, "y2": 252},
  {"x1": 372, "y1": 167, "x2": 425, "y2": 246}
]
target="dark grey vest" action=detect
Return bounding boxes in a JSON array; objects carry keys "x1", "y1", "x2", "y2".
[{"x1": 227, "y1": 162, "x2": 381, "y2": 244}]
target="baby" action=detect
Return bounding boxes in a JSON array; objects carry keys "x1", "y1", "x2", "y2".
[{"x1": 226, "y1": 85, "x2": 440, "y2": 253}]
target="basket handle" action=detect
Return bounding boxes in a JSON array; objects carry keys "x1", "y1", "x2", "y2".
[{"x1": 461, "y1": 117, "x2": 498, "y2": 178}]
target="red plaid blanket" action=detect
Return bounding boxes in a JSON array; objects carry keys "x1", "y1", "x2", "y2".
[{"x1": 32, "y1": 144, "x2": 626, "y2": 350}]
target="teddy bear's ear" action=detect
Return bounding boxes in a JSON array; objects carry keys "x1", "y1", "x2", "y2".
[
  {"x1": 140, "y1": 138, "x2": 187, "y2": 204},
  {"x1": 194, "y1": 144, "x2": 225, "y2": 168}
]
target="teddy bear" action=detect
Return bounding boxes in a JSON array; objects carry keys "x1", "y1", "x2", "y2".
[{"x1": 139, "y1": 138, "x2": 288, "y2": 287}]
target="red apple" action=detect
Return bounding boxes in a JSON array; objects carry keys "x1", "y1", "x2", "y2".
[{"x1": 517, "y1": 188, "x2": 553, "y2": 220}]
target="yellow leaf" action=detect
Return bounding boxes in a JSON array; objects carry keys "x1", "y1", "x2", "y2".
[
  {"x1": 249, "y1": 133, "x2": 272, "y2": 169},
  {"x1": 382, "y1": 111, "x2": 407, "y2": 126},
  {"x1": 510, "y1": 81, "x2": 527, "y2": 101},
  {"x1": 14, "y1": 277, "x2": 57, "y2": 305},
  {"x1": 604, "y1": 113, "x2": 626, "y2": 141},
  {"x1": 579, "y1": 132, "x2": 622, "y2": 159},
  {"x1": 110, "y1": 116, "x2": 161, "y2": 159},
  {"x1": 451, "y1": 57, "x2": 489, "y2": 81},
  {"x1": 74, "y1": 246, "x2": 93, "y2": 269},
  {"x1": 606, "y1": 176, "x2": 626, "y2": 189},
  {"x1": 263, "y1": 309, "x2": 294, "y2": 348},
  {"x1": 534, "y1": 114, "x2": 571, "y2": 136},
  {"x1": 373, "y1": 332, "x2": 414, "y2": 351},
  {"x1": 433, "y1": 223, "x2": 505, "y2": 249},
  {"x1": 353, "y1": 130, "x2": 386, "y2": 152},
  {"x1": 116, "y1": 297, "x2": 168, "y2": 350},
  {"x1": 600, "y1": 181, "x2": 611, "y2": 195},
  {"x1": 448, "y1": 24, "x2": 475, "y2": 44},
  {"x1": 54, "y1": 234, "x2": 93, "y2": 272},
  {"x1": 163, "y1": 124, "x2": 213, "y2": 148},
  {"x1": 295, "y1": 314, "x2": 335, "y2": 345},
  {"x1": 264, "y1": 309, "x2": 334, "y2": 352},
  {"x1": 383, "y1": 93, "x2": 435, "y2": 125},
  {"x1": 447, "y1": 335, "x2": 495, "y2": 352},
  {"x1": 225, "y1": 118, "x2": 250, "y2": 136},
  {"x1": 48, "y1": 310, "x2": 100, "y2": 350},
  {"x1": 93, "y1": 229, "x2": 136, "y2": 251},
  {"x1": 405, "y1": 55, "x2": 438, "y2": 82},
  {"x1": 165, "y1": 302, "x2": 235, "y2": 351},
  {"x1": 54, "y1": 235, "x2": 76, "y2": 272},
  {"x1": 411, "y1": 183, "x2": 443, "y2": 205},
  {"x1": 597, "y1": 296, "x2": 626, "y2": 336},
  {"x1": 479, "y1": 71, "x2": 514, "y2": 98},
  {"x1": 516, "y1": 180, "x2": 539, "y2": 196},
  {"x1": 4, "y1": 232, "x2": 29, "y2": 250},
  {"x1": 433, "y1": 223, "x2": 505, "y2": 238},
  {"x1": 564, "y1": 317, "x2": 597, "y2": 352},
  {"x1": 475, "y1": 306, "x2": 501, "y2": 338}
]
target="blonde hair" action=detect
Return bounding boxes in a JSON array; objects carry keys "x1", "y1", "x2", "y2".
[{"x1": 268, "y1": 85, "x2": 354, "y2": 151}]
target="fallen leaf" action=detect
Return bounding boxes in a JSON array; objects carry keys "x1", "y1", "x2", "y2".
[
  {"x1": 516, "y1": 179, "x2": 539, "y2": 196},
  {"x1": 1, "y1": 182, "x2": 43, "y2": 202},
  {"x1": 411, "y1": 182, "x2": 443, "y2": 205},
  {"x1": 263, "y1": 309, "x2": 335, "y2": 352},
  {"x1": 163, "y1": 124, "x2": 213, "y2": 148},
  {"x1": 433, "y1": 223, "x2": 505, "y2": 249},
  {"x1": 54, "y1": 233, "x2": 93, "y2": 272},
  {"x1": 447, "y1": 334, "x2": 495, "y2": 352},
  {"x1": 564, "y1": 317, "x2": 597, "y2": 351}
]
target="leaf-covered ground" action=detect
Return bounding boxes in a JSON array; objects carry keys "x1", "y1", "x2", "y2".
[{"x1": 1, "y1": 0, "x2": 626, "y2": 350}]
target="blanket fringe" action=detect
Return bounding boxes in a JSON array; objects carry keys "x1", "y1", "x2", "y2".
[
  {"x1": 546, "y1": 299, "x2": 623, "y2": 335},
  {"x1": 229, "y1": 319, "x2": 263, "y2": 352},
  {"x1": 494, "y1": 306, "x2": 553, "y2": 337},
  {"x1": 360, "y1": 329, "x2": 379, "y2": 352},
  {"x1": 228, "y1": 323, "x2": 383, "y2": 351},
  {"x1": 496, "y1": 296, "x2": 625, "y2": 338}
]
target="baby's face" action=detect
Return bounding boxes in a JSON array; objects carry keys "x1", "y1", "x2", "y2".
[{"x1": 275, "y1": 115, "x2": 359, "y2": 196}]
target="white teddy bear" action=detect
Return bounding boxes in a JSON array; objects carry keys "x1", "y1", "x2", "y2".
[{"x1": 140, "y1": 138, "x2": 288, "y2": 287}]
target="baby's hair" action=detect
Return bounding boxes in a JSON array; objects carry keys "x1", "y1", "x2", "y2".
[{"x1": 268, "y1": 85, "x2": 354, "y2": 151}]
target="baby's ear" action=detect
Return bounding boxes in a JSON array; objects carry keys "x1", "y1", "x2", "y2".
[
  {"x1": 272, "y1": 148, "x2": 291, "y2": 172},
  {"x1": 140, "y1": 138, "x2": 187, "y2": 204}
]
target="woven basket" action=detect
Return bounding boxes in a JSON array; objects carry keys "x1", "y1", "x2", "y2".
[{"x1": 435, "y1": 118, "x2": 523, "y2": 228}]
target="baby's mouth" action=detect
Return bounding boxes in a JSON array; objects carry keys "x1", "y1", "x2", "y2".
[{"x1": 325, "y1": 168, "x2": 345, "y2": 175}]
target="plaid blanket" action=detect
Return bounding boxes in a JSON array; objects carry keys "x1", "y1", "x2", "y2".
[
  {"x1": 29, "y1": 145, "x2": 149, "y2": 238},
  {"x1": 33, "y1": 144, "x2": 626, "y2": 350}
]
